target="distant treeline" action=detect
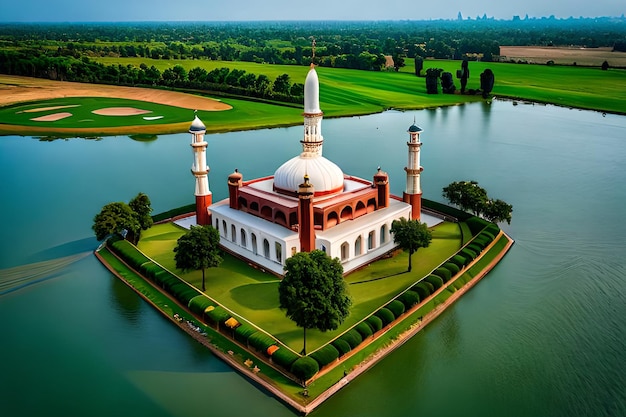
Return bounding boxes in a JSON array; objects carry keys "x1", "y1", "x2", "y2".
[
  {"x1": 2, "y1": 18, "x2": 624, "y2": 70},
  {"x1": 0, "y1": 50, "x2": 304, "y2": 104}
]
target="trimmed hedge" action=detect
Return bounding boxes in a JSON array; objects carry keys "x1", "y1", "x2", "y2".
[
  {"x1": 271, "y1": 347, "x2": 299, "y2": 369},
  {"x1": 466, "y1": 216, "x2": 490, "y2": 235},
  {"x1": 205, "y1": 306, "x2": 231, "y2": 325},
  {"x1": 365, "y1": 315, "x2": 383, "y2": 333},
  {"x1": 110, "y1": 239, "x2": 151, "y2": 270},
  {"x1": 412, "y1": 282, "x2": 432, "y2": 300},
  {"x1": 386, "y1": 300, "x2": 406, "y2": 318},
  {"x1": 422, "y1": 198, "x2": 472, "y2": 221},
  {"x1": 248, "y1": 331, "x2": 277, "y2": 353},
  {"x1": 141, "y1": 261, "x2": 163, "y2": 279},
  {"x1": 467, "y1": 243, "x2": 483, "y2": 254},
  {"x1": 355, "y1": 321, "x2": 373, "y2": 339},
  {"x1": 398, "y1": 290, "x2": 420, "y2": 309},
  {"x1": 443, "y1": 262, "x2": 460, "y2": 276},
  {"x1": 433, "y1": 267, "x2": 452, "y2": 282},
  {"x1": 234, "y1": 323, "x2": 257, "y2": 344},
  {"x1": 291, "y1": 357, "x2": 319, "y2": 381},
  {"x1": 375, "y1": 307, "x2": 395, "y2": 326},
  {"x1": 424, "y1": 275, "x2": 443, "y2": 291},
  {"x1": 310, "y1": 344, "x2": 340, "y2": 367},
  {"x1": 460, "y1": 248, "x2": 477, "y2": 262},
  {"x1": 188, "y1": 295, "x2": 216, "y2": 316},
  {"x1": 451, "y1": 254, "x2": 468, "y2": 269},
  {"x1": 332, "y1": 338, "x2": 352, "y2": 356},
  {"x1": 339, "y1": 329, "x2": 363, "y2": 349}
]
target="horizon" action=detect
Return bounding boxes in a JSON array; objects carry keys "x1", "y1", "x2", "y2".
[{"x1": 0, "y1": 0, "x2": 624, "y2": 23}]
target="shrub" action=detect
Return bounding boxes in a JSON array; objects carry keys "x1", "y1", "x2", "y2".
[
  {"x1": 412, "y1": 282, "x2": 431, "y2": 300},
  {"x1": 460, "y1": 248, "x2": 477, "y2": 262},
  {"x1": 340, "y1": 329, "x2": 363, "y2": 349},
  {"x1": 206, "y1": 306, "x2": 231, "y2": 325},
  {"x1": 141, "y1": 261, "x2": 163, "y2": 279},
  {"x1": 398, "y1": 290, "x2": 420, "y2": 309},
  {"x1": 234, "y1": 323, "x2": 257, "y2": 344},
  {"x1": 310, "y1": 344, "x2": 340, "y2": 367},
  {"x1": 386, "y1": 300, "x2": 406, "y2": 318},
  {"x1": 111, "y1": 239, "x2": 151, "y2": 269},
  {"x1": 365, "y1": 315, "x2": 383, "y2": 333},
  {"x1": 480, "y1": 231, "x2": 495, "y2": 242},
  {"x1": 355, "y1": 322, "x2": 373, "y2": 339},
  {"x1": 444, "y1": 262, "x2": 460, "y2": 276},
  {"x1": 466, "y1": 216, "x2": 490, "y2": 235},
  {"x1": 451, "y1": 255, "x2": 467, "y2": 269},
  {"x1": 467, "y1": 243, "x2": 482, "y2": 254},
  {"x1": 484, "y1": 223, "x2": 500, "y2": 236},
  {"x1": 291, "y1": 357, "x2": 319, "y2": 381},
  {"x1": 332, "y1": 338, "x2": 352, "y2": 356},
  {"x1": 375, "y1": 307, "x2": 395, "y2": 326},
  {"x1": 248, "y1": 331, "x2": 276, "y2": 353},
  {"x1": 424, "y1": 275, "x2": 443, "y2": 291},
  {"x1": 188, "y1": 295, "x2": 216, "y2": 316},
  {"x1": 433, "y1": 267, "x2": 452, "y2": 282},
  {"x1": 272, "y1": 347, "x2": 299, "y2": 369}
]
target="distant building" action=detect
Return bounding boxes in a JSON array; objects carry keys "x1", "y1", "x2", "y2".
[{"x1": 187, "y1": 64, "x2": 428, "y2": 276}]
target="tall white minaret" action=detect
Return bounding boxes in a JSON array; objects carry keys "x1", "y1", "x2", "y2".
[
  {"x1": 302, "y1": 63, "x2": 324, "y2": 157},
  {"x1": 189, "y1": 113, "x2": 212, "y2": 225},
  {"x1": 403, "y1": 120, "x2": 423, "y2": 220}
]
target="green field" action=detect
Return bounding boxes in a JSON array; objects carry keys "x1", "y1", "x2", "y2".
[
  {"x1": 95, "y1": 56, "x2": 626, "y2": 115},
  {"x1": 137, "y1": 220, "x2": 463, "y2": 353}
]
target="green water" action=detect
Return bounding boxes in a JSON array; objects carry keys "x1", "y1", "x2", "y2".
[{"x1": 1, "y1": 100, "x2": 625, "y2": 417}]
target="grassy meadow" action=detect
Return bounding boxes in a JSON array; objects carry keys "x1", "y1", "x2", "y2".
[
  {"x1": 95, "y1": 56, "x2": 626, "y2": 115},
  {"x1": 137, "y1": 221, "x2": 463, "y2": 353}
]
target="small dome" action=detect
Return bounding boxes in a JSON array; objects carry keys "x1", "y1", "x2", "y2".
[
  {"x1": 408, "y1": 123, "x2": 423, "y2": 133},
  {"x1": 189, "y1": 114, "x2": 206, "y2": 132},
  {"x1": 274, "y1": 154, "x2": 344, "y2": 196},
  {"x1": 304, "y1": 66, "x2": 322, "y2": 114}
]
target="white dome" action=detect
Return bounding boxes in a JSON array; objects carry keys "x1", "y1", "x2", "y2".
[
  {"x1": 304, "y1": 66, "x2": 322, "y2": 114},
  {"x1": 274, "y1": 154, "x2": 344, "y2": 195},
  {"x1": 189, "y1": 114, "x2": 206, "y2": 132}
]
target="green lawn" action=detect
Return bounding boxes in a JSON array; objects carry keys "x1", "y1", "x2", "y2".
[{"x1": 137, "y1": 221, "x2": 463, "y2": 353}]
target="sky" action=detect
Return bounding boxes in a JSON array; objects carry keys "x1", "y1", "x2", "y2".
[{"x1": 0, "y1": 0, "x2": 623, "y2": 22}]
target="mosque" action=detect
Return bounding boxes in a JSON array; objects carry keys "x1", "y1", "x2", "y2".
[{"x1": 185, "y1": 64, "x2": 427, "y2": 276}]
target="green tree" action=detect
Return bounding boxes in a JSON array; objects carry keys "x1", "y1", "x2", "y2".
[
  {"x1": 482, "y1": 199, "x2": 513, "y2": 225},
  {"x1": 390, "y1": 217, "x2": 432, "y2": 273},
  {"x1": 442, "y1": 180, "x2": 513, "y2": 224},
  {"x1": 279, "y1": 250, "x2": 351, "y2": 355},
  {"x1": 92, "y1": 202, "x2": 140, "y2": 241},
  {"x1": 174, "y1": 225, "x2": 222, "y2": 291},
  {"x1": 442, "y1": 180, "x2": 488, "y2": 215},
  {"x1": 272, "y1": 73, "x2": 291, "y2": 95},
  {"x1": 128, "y1": 192, "x2": 153, "y2": 232}
]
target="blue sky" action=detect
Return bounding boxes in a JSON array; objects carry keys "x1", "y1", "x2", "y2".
[{"x1": 0, "y1": 0, "x2": 623, "y2": 22}]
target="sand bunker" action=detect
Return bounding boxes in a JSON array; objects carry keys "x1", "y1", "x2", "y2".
[
  {"x1": 92, "y1": 107, "x2": 151, "y2": 116},
  {"x1": 21, "y1": 105, "x2": 80, "y2": 113},
  {"x1": 31, "y1": 112, "x2": 73, "y2": 122}
]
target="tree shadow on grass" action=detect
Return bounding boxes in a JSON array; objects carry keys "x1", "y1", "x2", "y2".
[
  {"x1": 350, "y1": 270, "x2": 407, "y2": 285},
  {"x1": 230, "y1": 282, "x2": 279, "y2": 310}
]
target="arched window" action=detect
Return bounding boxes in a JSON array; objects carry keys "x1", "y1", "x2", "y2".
[
  {"x1": 368, "y1": 231, "x2": 375, "y2": 250},
  {"x1": 275, "y1": 242, "x2": 282, "y2": 263},
  {"x1": 231, "y1": 225, "x2": 237, "y2": 243},
  {"x1": 340, "y1": 205, "x2": 353, "y2": 221},
  {"x1": 222, "y1": 220, "x2": 227, "y2": 238},
  {"x1": 355, "y1": 236, "x2": 362, "y2": 256},
  {"x1": 251, "y1": 233, "x2": 258, "y2": 255},
  {"x1": 263, "y1": 239, "x2": 270, "y2": 259},
  {"x1": 341, "y1": 242, "x2": 349, "y2": 261},
  {"x1": 275, "y1": 210, "x2": 287, "y2": 226},
  {"x1": 380, "y1": 224, "x2": 387, "y2": 244},
  {"x1": 240, "y1": 229, "x2": 247, "y2": 248}
]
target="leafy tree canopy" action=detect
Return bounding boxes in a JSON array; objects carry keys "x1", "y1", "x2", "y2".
[
  {"x1": 390, "y1": 217, "x2": 432, "y2": 272},
  {"x1": 173, "y1": 225, "x2": 222, "y2": 291},
  {"x1": 279, "y1": 250, "x2": 351, "y2": 354},
  {"x1": 128, "y1": 192, "x2": 153, "y2": 231},
  {"x1": 92, "y1": 201, "x2": 140, "y2": 241},
  {"x1": 442, "y1": 180, "x2": 513, "y2": 224}
]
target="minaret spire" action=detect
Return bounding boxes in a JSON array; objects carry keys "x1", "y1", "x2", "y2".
[
  {"x1": 403, "y1": 121, "x2": 424, "y2": 220},
  {"x1": 302, "y1": 53, "x2": 324, "y2": 157},
  {"x1": 189, "y1": 112, "x2": 212, "y2": 225}
]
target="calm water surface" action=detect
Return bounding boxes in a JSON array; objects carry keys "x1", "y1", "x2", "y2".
[{"x1": 1, "y1": 100, "x2": 624, "y2": 417}]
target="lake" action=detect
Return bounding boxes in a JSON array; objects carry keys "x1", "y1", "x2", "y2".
[{"x1": 1, "y1": 100, "x2": 625, "y2": 417}]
